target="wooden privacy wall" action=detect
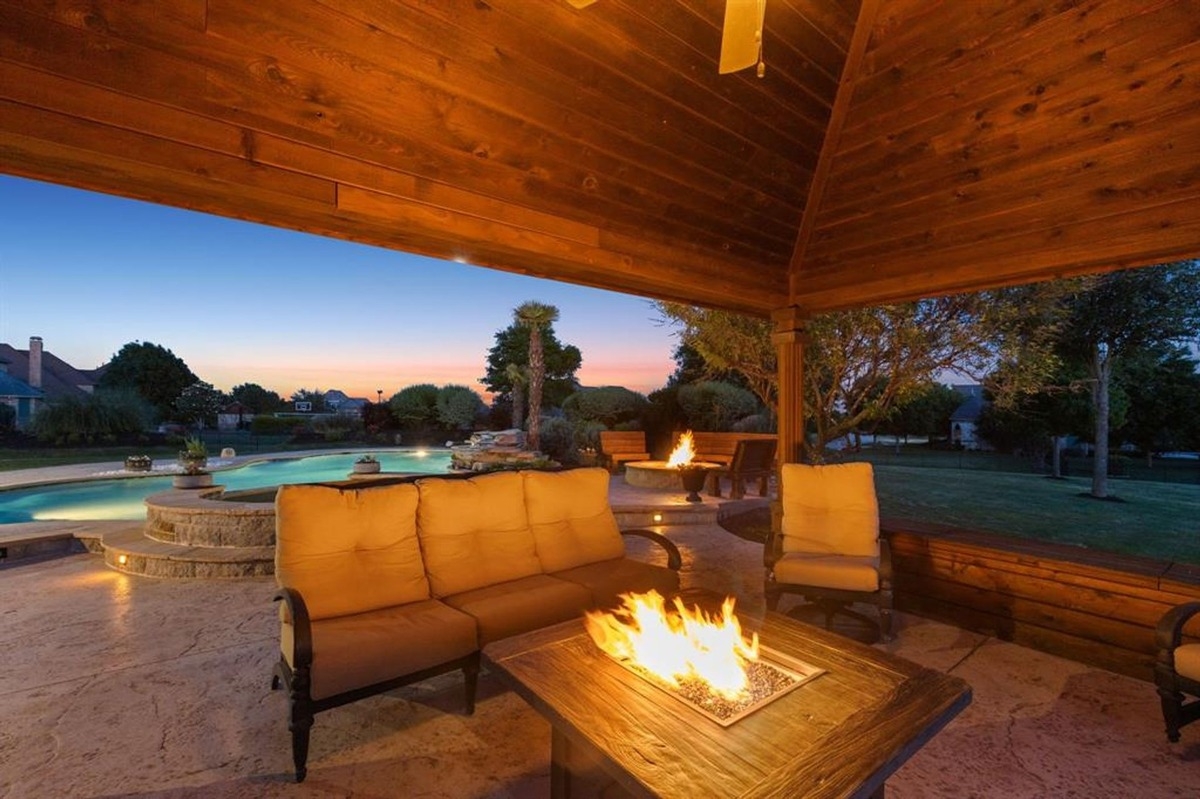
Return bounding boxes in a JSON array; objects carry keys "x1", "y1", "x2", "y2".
[
  {"x1": 794, "y1": 0, "x2": 1200, "y2": 310},
  {"x1": 884, "y1": 520, "x2": 1200, "y2": 682}
]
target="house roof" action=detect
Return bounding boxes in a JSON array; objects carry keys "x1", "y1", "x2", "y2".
[
  {"x1": 0, "y1": 369, "x2": 42, "y2": 400},
  {"x1": 1, "y1": 2, "x2": 1197, "y2": 315},
  {"x1": 0, "y1": 344, "x2": 100, "y2": 401}
]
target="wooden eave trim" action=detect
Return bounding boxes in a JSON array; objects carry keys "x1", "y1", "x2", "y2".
[{"x1": 787, "y1": 0, "x2": 882, "y2": 301}]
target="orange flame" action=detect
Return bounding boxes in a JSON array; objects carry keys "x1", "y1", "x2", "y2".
[
  {"x1": 666, "y1": 430, "x2": 696, "y2": 468},
  {"x1": 585, "y1": 590, "x2": 760, "y2": 700}
]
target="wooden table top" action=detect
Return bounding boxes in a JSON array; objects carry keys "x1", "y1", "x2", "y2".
[{"x1": 483, "y1": 594, "x2": 971, "y2": 799}]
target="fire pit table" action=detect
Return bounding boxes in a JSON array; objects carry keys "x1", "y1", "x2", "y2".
[{"x1": 484, "y1": 590, "x2": 971, "y2": 799}]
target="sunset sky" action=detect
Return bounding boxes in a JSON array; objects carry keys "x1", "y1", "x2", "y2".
[{"x1": 0, "y1": 175, "x2": 679, "y2": 402}]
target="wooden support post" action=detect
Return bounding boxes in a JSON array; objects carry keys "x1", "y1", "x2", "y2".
[{"x1": 772, "y1": 306, "x2": 809, "y2": 464}]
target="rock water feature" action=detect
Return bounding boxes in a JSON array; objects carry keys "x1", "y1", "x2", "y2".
[{"x1": 449, "y1": 429, "x2": 551, "y2": 471}]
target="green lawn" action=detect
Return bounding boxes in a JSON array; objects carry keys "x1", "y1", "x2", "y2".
[{"x1": 875, "y1": 464, "x2": 1200, "y2": 564}]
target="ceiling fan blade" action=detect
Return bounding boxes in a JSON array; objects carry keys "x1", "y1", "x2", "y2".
[{"x1": 719, "y1": 0, "x2": 766, "y2": 75}]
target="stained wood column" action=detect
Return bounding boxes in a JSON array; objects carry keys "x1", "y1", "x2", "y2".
[{"x1": 772, "y1": 306, "x2": 809, "y2": 464}]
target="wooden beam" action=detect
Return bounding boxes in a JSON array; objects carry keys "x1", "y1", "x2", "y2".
[{"x1": 787, "y1": 0, "x2": 881, "y2": 300}]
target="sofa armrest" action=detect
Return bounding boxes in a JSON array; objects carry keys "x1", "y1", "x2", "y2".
[
  {"x1": 1156, "y1": 601, "x2": 1200, "y2": 654},
  {"x1": 620, "y1": 529, "x2": 682, "y2": 571},
  {"x1": 274, "y1": 587, "x2": 314, "y2": 669}
]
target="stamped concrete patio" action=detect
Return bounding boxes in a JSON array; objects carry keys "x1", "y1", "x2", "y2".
[{"x1": 2, "y1": 508, "x2": 1198, "y2": 798}]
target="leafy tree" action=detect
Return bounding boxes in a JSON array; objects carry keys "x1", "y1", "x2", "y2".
[
  {"x1": 482, "y1": 317, "x2": 581, "y2": 413},
  {"x1": 436, "y1": 384, "x2": 485, "y2": 431},
  {"x1": 1056, "y1": 261, "x2": 1200, "y2": 498},
  {"x1": 513, "y1": 301, "x2": 560, "y2": 452},
  {"x1": 562, "y1": 386, "x2": 649, "y2": 428},
  {"x1": 0, "y1": 403, "x2": 15, "y2": 434},
  {"x1": 677, "y1": 381, "x2": 761, "y2": 431},
  {"x1": 658, "y1": 288, "x2": 1066, "y2": 459},
  {"x1": 389, "y1": 384, "x2": 439, "y2": 428},
  {"x1": 99, "y1": 341, "x2": 197, "y2": 420},
  {"x1": 290, "y1": 388, "x2": 327, "y2": 413},
  {"x1": 229, "y1": 383, "x2": 285, "y2": 414},
  {"x1": 877, "y1": 383, "x2": 962, "y2": 444},
  {"x1": 175, "y1": 381, "x2": 226, "y2": 429},
  {"x1": 1116, "y1": 345, "x2": 1200, "y2": 466}
]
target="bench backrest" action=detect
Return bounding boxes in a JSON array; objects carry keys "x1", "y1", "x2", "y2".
[
  {"x1": 691, "y1": 431, "x2": 776, "y2": 461},
  {"x1": 599, "y1": 430, "x2": 647, "y2": 454},
  {"x1": 730, "y1": 438, "x2": 777, "y2": 472}
]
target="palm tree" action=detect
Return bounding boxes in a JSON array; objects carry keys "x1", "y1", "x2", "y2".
[
  {"x1": 514, "y1": 301, "x2": 559, "y2": 451},
  {"x1": 505, "y1": 362, "x2": 528, "y2": 432}
]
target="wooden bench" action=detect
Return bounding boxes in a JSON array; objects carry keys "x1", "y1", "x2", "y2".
[
  {"x1": 599, "y1": 430, "x2": 650, "y2": 473},
  {"x1": 707, "y1": 438, "x2": 777, "y2": 498},
  {"x1": 690, "y1": 431, "x2": 777, "y2": 467}
]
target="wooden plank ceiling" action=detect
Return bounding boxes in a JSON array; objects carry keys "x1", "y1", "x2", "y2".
[{"x1": 1, "y1": 0, "x2": 1197, "y2": 317}]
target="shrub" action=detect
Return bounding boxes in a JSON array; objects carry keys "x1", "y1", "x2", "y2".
[
  {"x1": 312, "y1": 413, "x2": 363, "y2": 442},
  {"x1": 250, "y1": 415, "x2": 310, "y2": 436},
  {"x1": 29, "y1": 388, "x2": 152, "y2": 445},
  {"x1": 537, "y1": 416, "x2": 577, "y2": 463},
  {"x1": 389, "y1": 384, "x2": 440, "y2": 428},
  {"x1": 562, "y1": 386, "x2": 648, "y2": 427},
  {"x1": 436, "y1": 385, "x2": 486, "y2": 431},
  {"x1": 0, "y1": 403, "x2": 15, "y2": 433},
  {"x1": 677, "y1": 381, "x2": 761, "y2": 431},
  {"x1": 732, "y1": 412, "x2": 775, "y2": 433}
]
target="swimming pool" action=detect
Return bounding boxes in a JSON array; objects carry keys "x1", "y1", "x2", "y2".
[{"x1": 0, "y1": 450, "x2": 453, "y2": 523}]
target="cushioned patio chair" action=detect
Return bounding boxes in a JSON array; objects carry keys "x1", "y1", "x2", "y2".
[
  {"x1": 764, "y1": 462, "x2": 893, "y2": 641},
  {"x1": 1155, "y1": 601, "x2": 1200, "y2": 742},
  {"x1": 707, "y1": 438, "x2": 776, "y2": 499}
]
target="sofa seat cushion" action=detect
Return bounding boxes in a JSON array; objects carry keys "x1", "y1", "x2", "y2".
[
  {"x1": 285, "y1": 599, "x2": 477, "y2": 701},
  {"x1": 1176, "y1": 643, "x2": 1200, "y2": 683},
  {"x1": 417, "y1": 471, "x2": 542, "y2": 597},
  {"x1": 276, "y1": 482, "x2": 428, "y2": 620},
  {"x1": 443, "y1": 574, "x2": 592, "y2": 646},
  {"x1": 525, "y1": 468, "x2": 625, "y2": 572},
  {"x1": 553, "y1": 558, "x2": 681, "y2": 610},
  {"x1": 772, "y1": 552, "x2": 880, "y2": 593}
]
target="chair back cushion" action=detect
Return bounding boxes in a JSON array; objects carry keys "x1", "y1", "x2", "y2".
[
  {"x1": 525, "y1": 468, "x2": 625, "y2": 572},
  {"x1": 780, "y1": 462, "x2": 880, "y2": 558},
  {"x1": 417, "y1": 471, "x2": 542, "y2": 597},
  {"x1": 275, "y1": 482, "x2": 428, "y2": 621}
]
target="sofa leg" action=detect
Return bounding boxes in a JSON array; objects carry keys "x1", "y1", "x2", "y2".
[
  {"x1": 1159, "y1": 687, "x2": 1183, "y2": 743},
  {"x1": 879, "y1": 606, "x2": 894, "y2": 643},
  {"x1": 463, "y1": 652, "x2": 482, "y2": 715},
  {"x1": 288, "y1": 711, "x2": 313, "y2": 782}
]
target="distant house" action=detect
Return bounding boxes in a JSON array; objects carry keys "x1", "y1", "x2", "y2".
[
  {"x1": 0, "y1": 336, "x2": 102, "y2": 428},
  {"x1": 323, "y1": 389, "x2": 368, "y2": 417},
  {"x1": 217, "y1": 401, "x2": 254, "y2": 431},
  {"x1": 949, "y1": 384, "x2": 991, "y2": 451}
]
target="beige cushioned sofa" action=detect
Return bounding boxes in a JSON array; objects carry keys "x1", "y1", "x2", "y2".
[{"x1": 271, "y1": 466, "x2": 681, "y2": 782}]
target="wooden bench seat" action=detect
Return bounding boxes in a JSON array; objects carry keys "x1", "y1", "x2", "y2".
[{"x1": 599, "y1": 430, "x2": 650, "y2": 473}]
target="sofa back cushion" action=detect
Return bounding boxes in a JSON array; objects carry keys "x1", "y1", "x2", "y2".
[
  {"x1": 417, "y1": 471, "x2": 542, "y2": 596},
  {"x1": 525, "y1": 468, "x2": 624, "y2": 572},
  {"x1": 780, "y1": 462, "x2": 879, "y2": 558},
  {"x1": 275, "y1": 482, "x2": 427, "y2": 621}
]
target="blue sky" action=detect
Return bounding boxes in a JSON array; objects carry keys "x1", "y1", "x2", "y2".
[{"x1": 0, "y1": 175, "x2": 679, "y2": 400}]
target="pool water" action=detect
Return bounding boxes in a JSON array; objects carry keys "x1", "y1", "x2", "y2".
[{"x1": 0, "y1": 450, "x2": 453, "y2": 523}]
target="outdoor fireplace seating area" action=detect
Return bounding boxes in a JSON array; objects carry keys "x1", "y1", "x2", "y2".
[{"x1": 271, "y1": 466, "x2": 680, "y2": 781}]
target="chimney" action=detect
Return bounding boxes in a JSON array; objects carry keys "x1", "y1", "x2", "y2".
[{"x1": 29, "y1": 336, "x2": 43, "y2": 389}]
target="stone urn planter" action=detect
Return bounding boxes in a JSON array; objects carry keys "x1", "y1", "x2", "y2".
[
  {"x1": 124, "y1": 455, "x2": 153, "y2": 472},
  {"x1": 352, "y1": 457, "x2": 381, "y2": 474},
  {"x1": 173, "y1": 472, "x2": 214, "y2": 489}
]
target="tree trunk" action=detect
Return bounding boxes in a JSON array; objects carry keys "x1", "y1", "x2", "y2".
[
  {"x1": 1051, "y1": 435, "x2": 1062, "y2": 478},
  {"x1": 511, "y1": 381, "x2": 525, "y2": 433},
  {"x1": 1091, "y1": 345, "x2": 1111, "y2": 499},
  {"x1": 527, "y1": 328, "x2": 545, "y2": 452}
]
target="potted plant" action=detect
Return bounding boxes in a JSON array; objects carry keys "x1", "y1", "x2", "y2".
[
  {"x1": 353, "y1": 454, "x2": 381, "y2": 474},
  {"x1": 124, "y1": 454, "x2": 153, "y2": 472},
  {"x1": 178, "y1": 436, "x2": 209, "y2": 475}
]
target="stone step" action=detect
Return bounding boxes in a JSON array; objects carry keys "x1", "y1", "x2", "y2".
[{"x1": 100, "y1": 526, "x2": 274, "y2": 579}]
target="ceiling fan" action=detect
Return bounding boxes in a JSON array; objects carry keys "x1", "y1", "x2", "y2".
[{"x1": 566, "y1": 0, "x2": 769, "y2": 77}]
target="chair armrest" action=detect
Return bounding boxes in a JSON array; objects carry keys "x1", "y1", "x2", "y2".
[
  {"x1": 1156, "y1": 601, "x2": 1200, "y2": 653},
  {"x1": 621, "y1": 528, "x2": 682, "y2": 571},
  {"x1": 274, "y1": 587, "x2": 314, "y2": 669}
]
